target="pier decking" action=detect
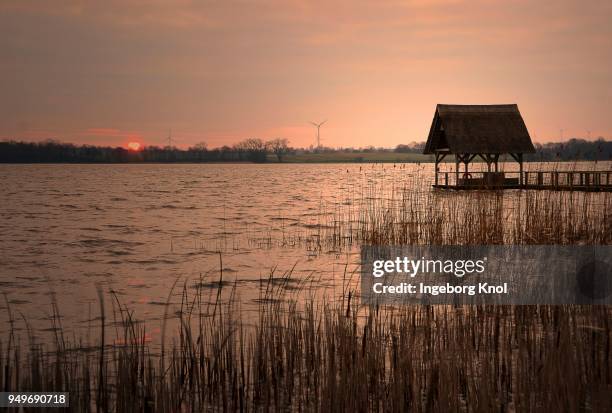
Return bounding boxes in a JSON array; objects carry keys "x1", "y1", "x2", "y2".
[
  {"x1": 433, "y1": 170, "x2": 612, "y2": 191},
  {"x1": 422, "y1": 104, "x2": 610, "y2": 192}
]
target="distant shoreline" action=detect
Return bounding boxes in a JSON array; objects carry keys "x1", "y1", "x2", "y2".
[
  {"x1": 1, "y1": 159, "x2": 609, "y2": 165},
  {"x1": 2, "y1": 138, "x2": 610, "y2": 164}
]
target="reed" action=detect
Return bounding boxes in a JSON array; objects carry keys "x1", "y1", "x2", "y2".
[
  {"x1": 2, "y1": 167, "x2": 610, "y2": 412},
  {"x1": 241, "y1": 168, "x2": 610, "y2": 250},
  {"x1": 312, "y1": 183, "x2": 611, "y2": 247},
  {"x1": 1, "y1": 287, "x2": 611, "y2": 412}
]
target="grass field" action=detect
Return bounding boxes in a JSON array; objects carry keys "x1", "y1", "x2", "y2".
[
  {"x1": 278, "y1": 152, "x2": 433, "y2": 163},
  {"x1": 275, "y1": 152, "x2": 533, "y2": 163}
]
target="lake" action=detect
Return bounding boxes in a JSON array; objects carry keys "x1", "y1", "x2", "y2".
[{"x1": 1, "y1": 162, "x2": 609, "y2": 342}]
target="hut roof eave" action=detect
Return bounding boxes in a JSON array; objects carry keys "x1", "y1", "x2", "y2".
[{"x1": 423, "y1": 104, "x2": 536, "y2": 155}]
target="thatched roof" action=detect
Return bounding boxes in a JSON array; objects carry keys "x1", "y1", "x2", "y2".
[{"x1": 423, "y1": 104, "x2": 535, "y2": 154}]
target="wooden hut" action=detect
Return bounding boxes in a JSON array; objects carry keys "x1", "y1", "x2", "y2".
[{"x1": 423, "y1": 104, "x2": 535, "y2": 187}]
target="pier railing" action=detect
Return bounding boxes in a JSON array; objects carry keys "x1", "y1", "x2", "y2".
[{"x1": 434, "y1": 170, "x2": 612, "y2": 191}]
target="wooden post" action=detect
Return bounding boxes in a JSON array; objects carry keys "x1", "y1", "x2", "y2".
[
  {"x1": 518, "y1": 153, "x2": 523, "y2": 186},
  {"x1": 434, "y1": 152, "x2": 447, "y2": 187},
  {"x1": 455, "y1": 154, "x2": 460, "y2": 186},
  {"x1": 434, "y1": 155, "x2": 439, "y2": 186}
]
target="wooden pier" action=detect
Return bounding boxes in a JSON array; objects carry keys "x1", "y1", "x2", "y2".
[
  {"x1": 422, "y1": 104, "x2": 610, "y2": 192},
  {"x1": 433, "y1": 170, "x2": 612, "y2": 192}
]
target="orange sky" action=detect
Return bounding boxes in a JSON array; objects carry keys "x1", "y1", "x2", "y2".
[{"x1": 0, "y1": 0, "x2": 610, "y2": 148}]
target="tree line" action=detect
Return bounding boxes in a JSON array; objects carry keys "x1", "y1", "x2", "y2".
[
  {"x1": 527, "y1": 138, "x2": 611, "y2": 161},
  {"x1": 0, "y1": 137, "x2": 610, "y2": 163},
  {"x1": 0, "y1": 138, "x2": 290, "y2": 163}
]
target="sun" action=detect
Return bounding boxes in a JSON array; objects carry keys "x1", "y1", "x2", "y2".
[{"x1": 127, "y1": 142, "x2": 142, "y2": 151}]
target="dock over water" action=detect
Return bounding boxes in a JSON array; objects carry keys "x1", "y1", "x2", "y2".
[
  {"x1": 433, "y1": 170, "x2": 612, "y2": 192},
  {"x1": 422, "y1": 104, "x2": 610, "y2": 192}
]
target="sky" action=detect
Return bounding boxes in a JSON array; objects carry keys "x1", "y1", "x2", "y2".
[{"x1": 0, "y1": 0, "x2": 610, "y2": 149}]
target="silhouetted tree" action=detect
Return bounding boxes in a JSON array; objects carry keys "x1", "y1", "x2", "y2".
[
  {"x1": 1, "y1": 137, "x2": 609, "y2": 163},
  {"x1": 235, "y1": 138, "x2": 268, "y2": 162},
  {"x1": 267, "y1": 138, "x2": 289, "y2": 162}
]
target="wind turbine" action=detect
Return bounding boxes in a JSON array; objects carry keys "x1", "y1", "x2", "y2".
[
  {"x1": 166, "y1": 129, "x2": 177, "y2": 147},
  {"x1": 310, "y1": 120, "x2": 327, "y2": 148}
]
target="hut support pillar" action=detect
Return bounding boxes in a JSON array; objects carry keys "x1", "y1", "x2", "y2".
[
  {"x1": 455, "y1": 154, "x2": 476, "y2": 184},
  {"x1": 455, "y1": 155, "x2": 460, "y2": 185},
  {"x1": 478, "y1": 154, "x2": 499, "y2": 173},
  {"x1": 509, "y1": 153, "x2": 524, "y2": 186},
  {"x1": 435, "y1": 156, "x2": 438, "y2": 185},
  {"x1": 434, "y1": 152, "x2": 447, "y2": 186},
  {"x1": 518, "y1": 153, "x2": 523, "y2": 185}
]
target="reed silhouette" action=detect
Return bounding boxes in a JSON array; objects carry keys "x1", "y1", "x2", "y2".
[{"x1": 1, "y1": 172, "x2": 610, "y2": 412}]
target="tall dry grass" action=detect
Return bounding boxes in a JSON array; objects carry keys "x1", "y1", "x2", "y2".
[
  {"x1": 1, "y1": 178, "x2": 611, "y2": 411},
  {"x1": 1, "y1": 288, "x2": 611, "y2": 412},
  {"x1": 316, "y1": 188, "x2": 611, "y2": 247}
]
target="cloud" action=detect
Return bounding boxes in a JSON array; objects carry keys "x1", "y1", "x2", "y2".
[{"x1": 0, "y1": 0, "x2": 610, "y2": 146}]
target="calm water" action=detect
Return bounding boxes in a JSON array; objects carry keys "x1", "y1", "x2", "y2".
[
  {"x1": 0, "y1": 162, "x2": 608, "y2": 342},
  {"x1": 0, "y1": 164, "x2": 430, "y2": 339}
]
